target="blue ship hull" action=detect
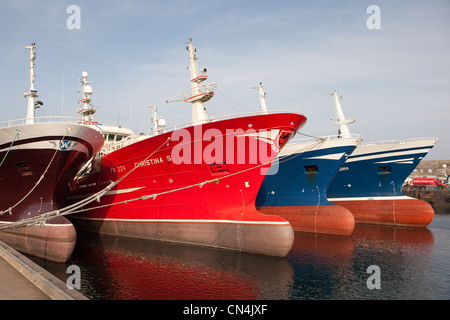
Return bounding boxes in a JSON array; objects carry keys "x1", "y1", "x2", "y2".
[
  {"x1": 327, "y1": 138, "x2": 438, "y2": 227},
  {"x1": 327, "y1": 138, "x2": 439, "y2": 199},
  {"x1": 256, "y1": 137, "x2": 361, "y2": 235}
]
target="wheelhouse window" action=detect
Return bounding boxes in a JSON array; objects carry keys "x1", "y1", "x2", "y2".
[{"x1": 103, "y1": 133, "x2": 128, "y2": 142}]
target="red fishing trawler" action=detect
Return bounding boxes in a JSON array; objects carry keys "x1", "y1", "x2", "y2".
[{"x1": 68, "y1": 39, "x2": 307, "y2": 257}]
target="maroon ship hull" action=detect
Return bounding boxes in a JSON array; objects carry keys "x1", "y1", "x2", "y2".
[{"x1": 0, "y1": 122, "x2": 104, "y2": 262}]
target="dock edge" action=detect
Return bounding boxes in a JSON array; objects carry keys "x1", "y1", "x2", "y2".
[{"x1": 0, "y1": 240, "x2": 88, "y2": 300}]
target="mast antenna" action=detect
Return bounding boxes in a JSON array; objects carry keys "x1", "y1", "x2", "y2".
[
  {"x1": 23, "y1": 43, "x2": 39, "y2": 124},
  {"x1": 250, "y1": 82, "x2": 268, "y2": 114},
  {"x1": 329, "y1": 90, "x2": 355, "y2": 138},
  {"x1": 166, "y1": 39, "x2": 217, "y2": 125},
  {"x1": 78, "y1": 71, "x2": 97, "y2": 124}
]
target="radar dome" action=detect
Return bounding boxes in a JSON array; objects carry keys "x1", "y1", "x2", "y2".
[
  {"x1": 84, "y1": 85, "x2": 93, "y2": 94},
  {"x1": 158, "y1": 118, "x2": 166, "y2": 128}
]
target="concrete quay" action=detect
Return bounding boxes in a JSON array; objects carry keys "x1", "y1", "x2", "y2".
[
  {"x1": 403, "y1": 189, "x2": 450, "y2": 214},
  {"x1": 0, "y1": 240, "x2": 88, "y2": 300}
]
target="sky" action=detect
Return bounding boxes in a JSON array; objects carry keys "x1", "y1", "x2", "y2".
[{"x1": 0, "y1": 0, "x2": 449, "y2": 160}]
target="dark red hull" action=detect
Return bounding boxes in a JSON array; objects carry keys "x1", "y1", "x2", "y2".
[
  {"x1": 0, "y1": 122, "x2": 104, "y2": 262},
  {"x1": 0, "y1": 217, "x2": 76, "y2": 263}
]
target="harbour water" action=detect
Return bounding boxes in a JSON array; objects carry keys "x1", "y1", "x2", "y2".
[{"x1": 32, "y1": 209, "x2": 450, "y2": 300}]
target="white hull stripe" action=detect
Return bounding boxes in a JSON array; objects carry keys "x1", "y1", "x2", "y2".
[
  {"x1": 346, "y1": 148, "x2": 432, "y2": 163},
  {"x1": 303, "y1": 152, "x2": 346, "y2": 161},
  {"x1": 373, "y1": 158, "x2": 414, "y2": 164},
  {"x1": 68, "y1": 187, "x2": 144, "y2": 200},
  {"x1": 70, "y1": 216, "x2": 290, "y2": 225},
  {"x1": 0, "y1": 139, "x2": 89, "y2": 153},
  {"x1": 105, "y1": 187, "x2": 144, "y2": 196},
  {"x1": 328, "y1": 195, "x2": 414, "y2": 201}
]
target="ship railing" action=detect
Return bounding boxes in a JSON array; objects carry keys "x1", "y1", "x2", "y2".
[
  {"x1": 360, "y1": 137, "x2": 439, "y2": 147},
  {"x1": 288, "y1": 135, "x2": 439, "y2": 147},
  {"x1": 158, "y1": 110, "x2": 306, "y2": 132},
  {"x1": 0, "y1": 116, "x2": 81, "y2": 128},
  {"x1": 100, "y1": 110, "x2": 307, "y2": 154},
  {"x1": 166, "y1": 83, "x2": 218, "y2": 103},
  {"x1": 288, "y1": 133, "x2": 362, "y2": 145}
]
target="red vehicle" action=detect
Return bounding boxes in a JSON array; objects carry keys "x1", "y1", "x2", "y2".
[
  {"x1": 436, "y1": 179, "x2": 449, "y2": 189},
  {"x1": 407, "y1": 177, "x2": 449, "y2": 189}
]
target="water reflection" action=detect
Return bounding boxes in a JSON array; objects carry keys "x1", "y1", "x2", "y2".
[
  {"x1": 288, "y1": 225, "x2": 435, "y2": 299},
  {"x1": 42, "y1": 232, "x2": 294, "y2": 300},
  {"x1": 34, "y1": 215, "x2": 449, "y2": 300}
]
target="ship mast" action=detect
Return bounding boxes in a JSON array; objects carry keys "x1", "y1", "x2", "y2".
[
  {"x1": 24, "y1": 43, "x2": 39, "y2": 124},
  {"x1": 166, "y1": 39, "x2": 216, "y2": 125},
  {"x1": 330, "y1": 90, "x2": 355, "y2": 138},
  {"x1": 78, "y1": 71, "x2": 96, "y2": 124},
  {"x1": 250, "y1": 82, "x2": 268, "y2": 114},
  {"x1": 188, "y1": 39, "x2": 207, "y2": 124},
  {"x1": 149, "y1": 105, "x2": 166, "y2": 135}
]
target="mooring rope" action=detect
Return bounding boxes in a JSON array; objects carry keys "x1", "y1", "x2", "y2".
[
  {"x1": 0, "y1": 129, "x2": 20, "y2": 167},
  {"x1": 0, "y1": 133, "x2": 327, "y2": 231},
  {"x1": 59, "y1": 135, "x2": 327, "y2": 216},
  {"x1": 0, "y1": 136, "x2": 171, "y2": 230}
]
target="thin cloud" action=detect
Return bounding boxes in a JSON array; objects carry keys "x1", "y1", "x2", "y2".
[{"x1": 1, "y1": 0, "x2": 448, "y2": 159}]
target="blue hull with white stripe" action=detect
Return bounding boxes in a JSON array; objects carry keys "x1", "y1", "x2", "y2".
[
  {"x1": 327, "y1": 138, "x2": 438, "y2": 199},
  {"x1": 257, "y1": 139, "x2": 359, "y2": 207},
  {"x1": 256, "y1": 137, "x2": 361, "y2": 235},
  {"x1": 327, "y1": 138, "x2": 438, "y2": 227}
]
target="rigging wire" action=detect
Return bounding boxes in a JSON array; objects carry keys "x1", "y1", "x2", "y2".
[
  {"x1": 50, "y1": 136, "x2": 326, "y2": 217},
  {"x1": 0, "y1": 134, "x2": 66, "y2": 216},
  {"x1": 0, "y1": 132, "x2": 328, "y2": 231},
  {"x1": 0, "y1": 130, "x2": 20, "y2": 168},
  {"x1": 0, "y1": 136, "x2": 171, "y2": 230}
]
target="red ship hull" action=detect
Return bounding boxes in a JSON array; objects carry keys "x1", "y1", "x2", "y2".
[
  {"x1": 69, "y1": 112, "x2": 307, "y2": 257},
  {"x1": 258, "y1": 205, "x2": 355, "y2": 236},
  {"x1": 330, "y1": 197, "x2": 434, "y2": 227}
]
